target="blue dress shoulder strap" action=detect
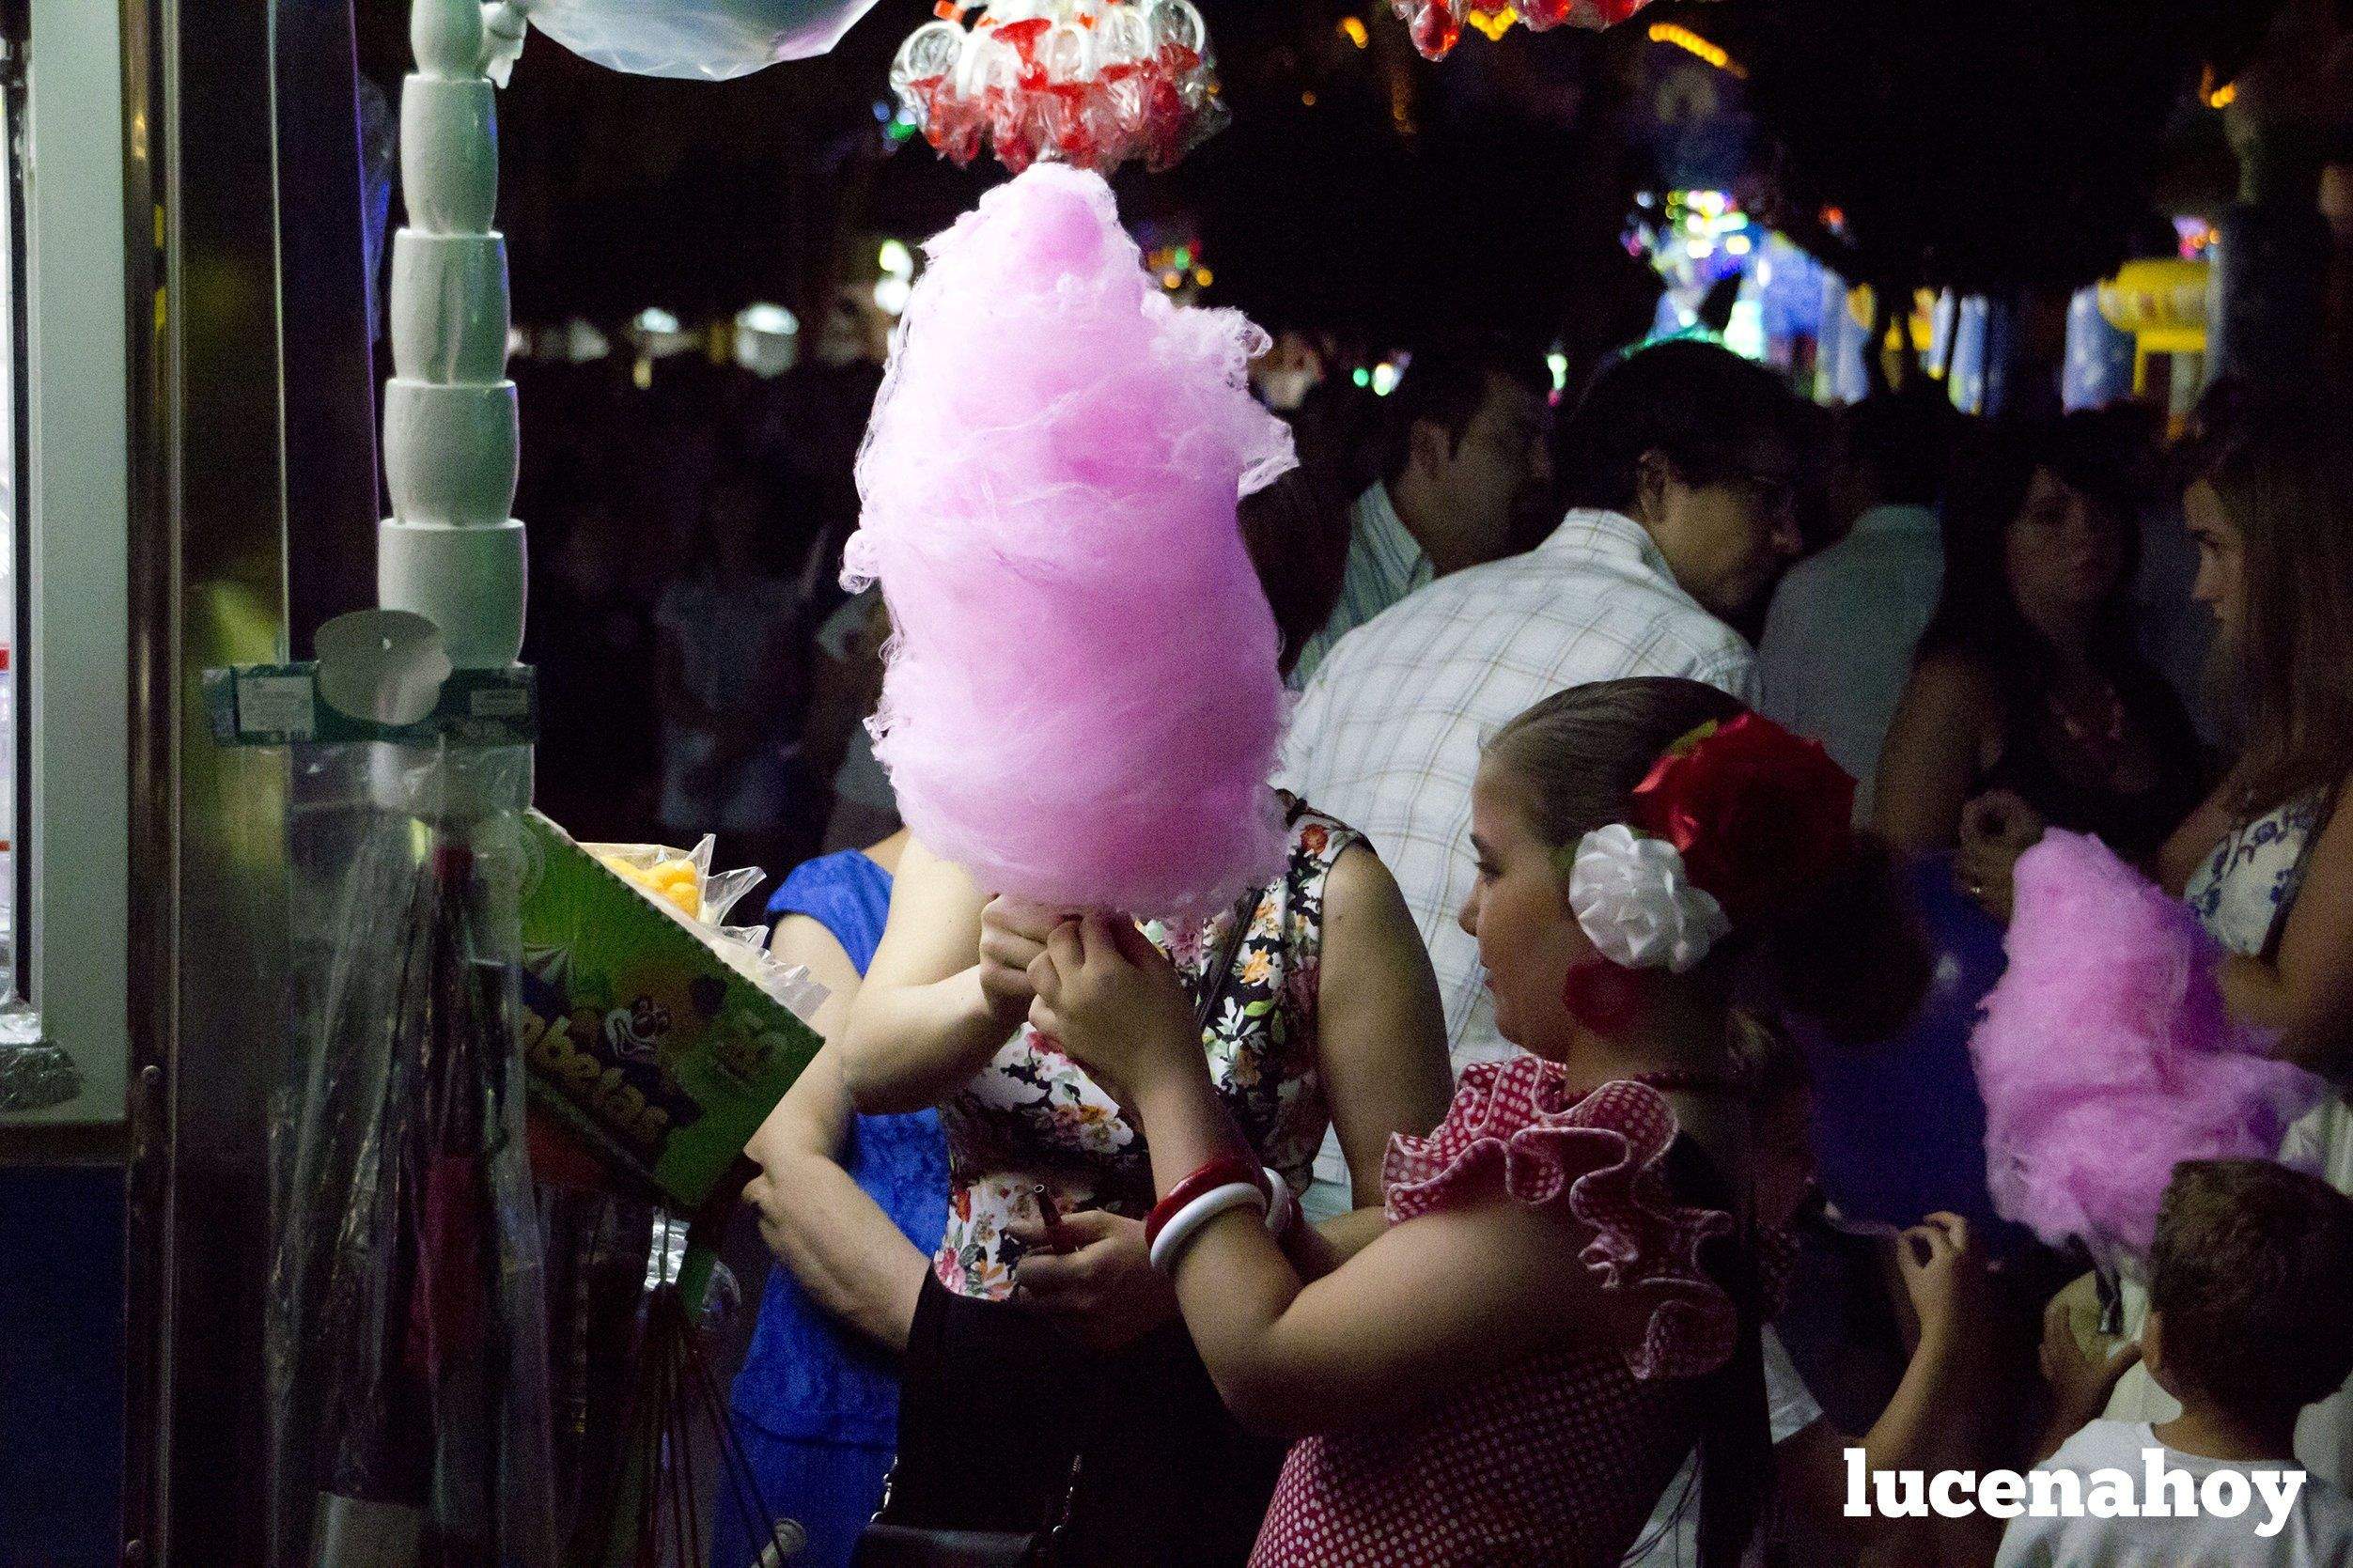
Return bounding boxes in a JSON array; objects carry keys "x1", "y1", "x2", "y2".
[{"x1": 767, "y1": 849, "x2": 894, "y2": 975}]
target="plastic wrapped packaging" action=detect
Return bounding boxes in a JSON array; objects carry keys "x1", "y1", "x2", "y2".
[
  {"x1": 518, "y1": 0, "x2": 883, "y2": 79},
  {"x1": 890, "y1": 0, "x2": 1227, "y2": 175},
  {"x1": 519, "y1": 815, "x2": 825, "y2": 1211},
  {"x1": 582, "y1": 832, "x2": 827, "y2": 1019},
  {"x1": 0, "y1": 1001, "x2": 80, "y2": 1112},
  {"x1": 267, "y1": 739, "x2": 557, "y2": 1568},
  {"x1": 1392, "y1": 0, "x2": 1664, "y2": 61}
]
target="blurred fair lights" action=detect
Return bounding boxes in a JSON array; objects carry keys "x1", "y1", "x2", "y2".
[
  {"x1": 874, "y1": 240, "x2": 917, "y2": 316},
  {"x1": 739, "y1": 302, "x2": 800, "y2": 336},
  {"x1": 559, "y1": 318, "x2": 611, "y2": 363},
  {"x1": 735, "y1": 304, "x2": 801, "y2": 377},
  {"x1": 875, "y1": 97, "x2": 920, "y2": 144},
  {"x1": 1145, "y1": 240, "x2": 1207, "y2": 291},
  {"x1": 633, "y1": 306, "x2": 681, "y2": 335},
  {"x1": 1725, "y1": 298, "x2": 1766, "y2": 362},
  {"x1": 1370, "y1": 362, "x2": 1402, "y2": 396},
  {"x1": 1647, "y1": 22, "x2": 1745, "y2": 79},
  {"x1": 1546, "y1": 350, "x2": 1569, "y2": 396},
  {"x1": 1338, "y1": 14, "x2": 1369, "y2": 47},
  {"x1": 1651, "y1": 190, "x2": 1751, "y2": 261},
  {"x1": 1628, "y1": 190, "x2": 1784, "y2": 367}
]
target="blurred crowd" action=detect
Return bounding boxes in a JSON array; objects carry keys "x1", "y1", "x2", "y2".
[{"x1": 520, "y1": 303, "x2": 2353, "y2": 1567}]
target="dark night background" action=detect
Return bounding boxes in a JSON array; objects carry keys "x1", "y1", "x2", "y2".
[{"x1": 350, "y1": 1, "x2": 2286, "y2": 349}]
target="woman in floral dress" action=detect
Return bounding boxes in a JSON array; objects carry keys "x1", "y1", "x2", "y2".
[
  {"x1": 2086, "y1": 396, "x2": 2353, "y2": 1485},
  {"x1": 832, "y1": 792, "x2": 1453, "y2": 1564},
  {"x1": 1029, "y1": 679, "x2": 1926, "y2": 1566}
]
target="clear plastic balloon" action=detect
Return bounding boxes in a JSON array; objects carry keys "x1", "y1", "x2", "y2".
[
  {"x1": 518, "y1": 0, "x2": 884, "y2": 79},
  {"x1": 1392, "y1": 0, "x2": 1663, "y2": 61},
  {"x1": 890, "y1": 0, "x2": 1227, "y2": 175}
]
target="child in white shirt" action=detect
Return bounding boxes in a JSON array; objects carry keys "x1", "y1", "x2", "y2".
[{"x1": 1999, "y1": 1160, "x2": 2353, "y2": 1566}]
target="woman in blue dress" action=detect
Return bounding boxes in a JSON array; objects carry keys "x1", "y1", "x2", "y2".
[{"x1": 715, "y1": 828, "x2": 946, "y2": 1568}]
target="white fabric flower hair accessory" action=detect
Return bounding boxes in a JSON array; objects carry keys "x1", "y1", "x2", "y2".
[{"x1": 1566, "y1": 824, "x2": 1732, "y2": 974}]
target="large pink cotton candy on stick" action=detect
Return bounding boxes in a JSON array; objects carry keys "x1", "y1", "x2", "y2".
[
  {"x1": 844, "y1": 164, "x2": 1296, "y2": 919},
  {"x1": 1969, "y1": 831, "x2": 2326, "y2": 1262}
]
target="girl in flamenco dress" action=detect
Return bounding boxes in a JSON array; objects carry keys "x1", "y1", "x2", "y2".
[{"x1": 1027, "y1": 677, "x2": 1928, "y2": 1566}]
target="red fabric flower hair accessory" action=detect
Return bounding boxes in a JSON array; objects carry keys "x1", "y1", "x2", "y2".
[{"x1": 1629, "y1": 713, "x2": 1857, "y2": 923}]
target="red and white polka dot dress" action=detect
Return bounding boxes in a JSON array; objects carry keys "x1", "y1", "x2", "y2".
[{"x1": 1249, "y1": 1061, "x2": 1738, "y2": 1568}]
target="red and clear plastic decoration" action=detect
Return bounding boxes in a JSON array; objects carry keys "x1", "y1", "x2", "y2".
[
  {"x1": 1393, "y1": 0, "x2": 1660, "y2": 61},
  {"x1": 890, "y1": 1, "x2": 1228, "y2": 175}
]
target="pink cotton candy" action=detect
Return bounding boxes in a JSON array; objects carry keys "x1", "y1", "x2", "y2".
[
  {"x1": 843, "y1": 164, "x2": 1296, "y2": 920},
  {"x1": 1970, "y1": 830, "x2": 2326, "y2": 1262}
]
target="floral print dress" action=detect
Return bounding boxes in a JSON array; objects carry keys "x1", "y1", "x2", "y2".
[
  {"x1": 2115, "y1": 785, "x2": 2353, "y2": 1488},
  {"x1": 933, "y1": 799, "x2": 1358, "y2": 1299},
  {"x1": 2186, "y1": 789, "x2": 2330, "y2": 953}
]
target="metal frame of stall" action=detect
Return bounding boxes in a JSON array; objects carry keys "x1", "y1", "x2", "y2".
[{"x1": 0, "y1": 0, "x2": 387, "y2": 1560}]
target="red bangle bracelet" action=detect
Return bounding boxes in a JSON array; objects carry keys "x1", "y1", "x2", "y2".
[{"x1": 1145, "y1": 1154, "x2": 1268, "y2": 1251}]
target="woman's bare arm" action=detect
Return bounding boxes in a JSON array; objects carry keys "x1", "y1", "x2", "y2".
[
  {"x1": 1307, "y1": 844, "x2": 1455, "y2": 1264},
  {"x1": 1027, "y1": 916, "x2": 1710, "y2": 1440},
  {"x1": 740, "y1": 920, "x2": 931, "y2": 1353},
  {"x1": 2219, "y1": 771, "x2": 2353, "y2": 1078},
  {"x1": 1122, "y1": 1052, "x2": 1646, "y2": 1436},
  {"x1": 1874, "y1": 656, "x2": 2002, "y2": 851},
  {"x1": 834, "y1": 838, "x2": 1033, "y2": 1113},
  {"x1": 2158, "y1": 768, "x2": 2244, "y2": 896}
]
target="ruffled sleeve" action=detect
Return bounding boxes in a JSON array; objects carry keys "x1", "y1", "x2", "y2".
[{"x1": 1383, "y1": 1058, "x2": 1737, "y2": 1380}]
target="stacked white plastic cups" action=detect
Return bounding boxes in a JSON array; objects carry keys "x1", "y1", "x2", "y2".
[{"x1": 383, "y1": 0, "x2": 525, "y2": 671}]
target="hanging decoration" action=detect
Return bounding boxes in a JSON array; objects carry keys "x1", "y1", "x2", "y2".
[
  {"x1": 514, "y1": 0, "x2": 885, "y2": 79},
  {"x1": 1393, "y1": 0, "x2": 1662, "y2": 61},
  {"x1": 889, "y1": 0, "x2": 1227, "y2": 175}
]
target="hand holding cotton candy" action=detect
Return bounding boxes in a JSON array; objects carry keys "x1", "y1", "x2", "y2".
[
  {"x1": 844, "y1": 163, "x2": 1296, "y2": 921},
  {"x1": 1969, "y1": 830, "x2": 2326, "y2": 1262}
]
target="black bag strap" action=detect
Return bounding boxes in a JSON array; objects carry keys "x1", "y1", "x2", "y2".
[{"x1": 1190, "y1": 888, "x2": 1261, "y2": 1039}]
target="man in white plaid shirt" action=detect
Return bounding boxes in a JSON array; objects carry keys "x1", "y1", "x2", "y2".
[{"x1": 1283, "y1": 339, "x2": 1816, "y2": 1086}]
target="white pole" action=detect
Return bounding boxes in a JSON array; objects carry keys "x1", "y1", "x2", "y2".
[{"x1": 382, "y1": 0, "x2": 525, "y2": 670}]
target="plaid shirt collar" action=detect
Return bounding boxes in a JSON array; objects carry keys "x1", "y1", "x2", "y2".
[
  {"x1": 1540, "y1": 507, "x2": 1691, "y2": 597},
  {"x1": 1354, "y1": 482, "x2": 1434, "y2": 600}
]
